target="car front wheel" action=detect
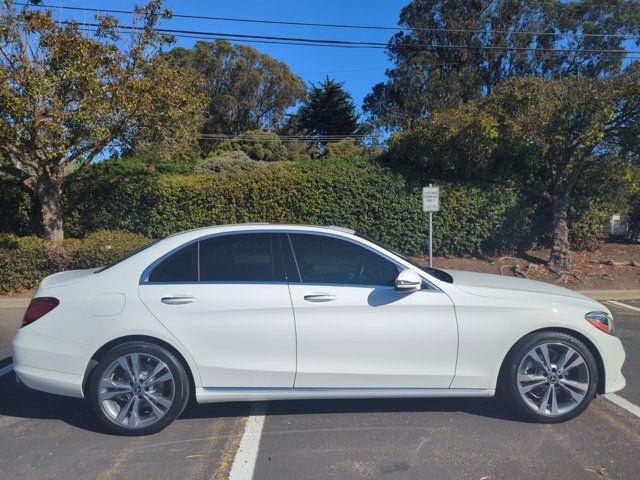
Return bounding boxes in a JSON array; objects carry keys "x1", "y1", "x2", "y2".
[
  {"x1": 501, "y1": 331, "x2": 598, "y2": 423},
  {"x1": 89, "y1": 341, "x2": 190, "y2": 435}
]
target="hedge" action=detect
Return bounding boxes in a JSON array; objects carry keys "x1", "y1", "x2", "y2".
[
  {"x1": 1, "y1": 157, "x2": 613, "y2": 261},
  {"x1": 57, "y1": 159, "x2": 539, "y2": 256},
  {"x1": 0, "y1": 231, "x2": 152, "y2": 293}
]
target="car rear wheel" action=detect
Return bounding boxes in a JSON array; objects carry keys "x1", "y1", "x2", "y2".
[
  {"x1": 500, "y1": 331, "x2": 598, "y2": 423},
  {"x1": 89, "y1": 341, "x2": 190, "y2": 435}
]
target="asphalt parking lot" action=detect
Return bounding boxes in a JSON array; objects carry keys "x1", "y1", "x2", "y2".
[{"x1": 1, "y1": 299, "x2": 640, "y2": 479}]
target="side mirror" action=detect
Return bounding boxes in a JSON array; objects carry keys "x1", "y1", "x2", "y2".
[{"x1": 394, "y1": 269, "x2": 422, "y2": 292}]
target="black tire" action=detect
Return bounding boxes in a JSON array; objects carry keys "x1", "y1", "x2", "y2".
[
  {"x1": 89, "y1": 341, "x2": 190, "y2": 436},
  {"x1": 499, "y1": 331, "x2": 598, "y2": 423}
]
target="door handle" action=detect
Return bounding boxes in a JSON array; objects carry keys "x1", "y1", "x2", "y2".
[
  {"x1": 303, "y1": 294, "x2": 337, "y2": 303},
  {"x1": 161, "y1": 295, "x2": 195, "y2": 305}
]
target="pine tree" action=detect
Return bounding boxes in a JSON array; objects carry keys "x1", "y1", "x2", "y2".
[{"x1": 294, "y1": 78, "x2": 360, "y2": 144}]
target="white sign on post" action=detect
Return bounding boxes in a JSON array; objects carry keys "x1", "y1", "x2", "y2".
[
  {"x1": 422, "y1": 185, "x2": 439, "y2": 268},
  {"x1": 422, "y1": 186, "x2": 440, "y2": 212}
]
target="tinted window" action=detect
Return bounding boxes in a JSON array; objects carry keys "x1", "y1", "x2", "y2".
[
  {"x1": 289, "y1": 234, "x2": 399, "y2": 286},
  {"x1": 199, "y1": 233, "x2": 284, "y2": 282},
  {"x1": 148, "y1": 243, "x2": 197, "y2": 282}
]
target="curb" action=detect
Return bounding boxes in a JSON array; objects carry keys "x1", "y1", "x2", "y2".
[
  {"x1": 0, "y1": 297, "x2": 30, "y2": 309},
  {"x1": 577, "y1": 290, "x2": 640, "y2": 301}
]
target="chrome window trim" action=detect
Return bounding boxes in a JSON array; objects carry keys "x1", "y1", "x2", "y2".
[{"x1": 138, "y1": 229, "x2": 441, "y2": 292}]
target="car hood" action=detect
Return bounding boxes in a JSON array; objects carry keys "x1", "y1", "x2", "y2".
[
  {"x1": 37, "y1": 268, "x2": 99, "y2": 291},
  {"x1": 440, "y1": 268, "x2": 596, "y2": 303}
]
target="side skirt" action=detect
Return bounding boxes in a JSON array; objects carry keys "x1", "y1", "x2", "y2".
[{"x1": 195, "y1": 387, "x2": 495, "y2": 404}]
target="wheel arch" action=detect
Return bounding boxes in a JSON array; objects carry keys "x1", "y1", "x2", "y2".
[
  {"x1": 82, "y1": 335, "x2": 197, "y2": 398},
  {"x1": 498, "y1": 327, "x2": 606, "y2": 395}
]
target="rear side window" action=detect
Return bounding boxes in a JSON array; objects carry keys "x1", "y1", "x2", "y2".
[
  {"x1": 147, "y1": 243, "x2": 198, "y2": 282},
  {"x1": 199, "y1": 233, "x2": 284, "y2": 282},
  {"x1": 288, "y1": 233, "x2": 399, "y2": 286},
  {"x1": 146, "y1": 233, "x2": 285, "y2": 283}
]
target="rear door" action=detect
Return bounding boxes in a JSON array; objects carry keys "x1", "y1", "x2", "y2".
[{"x1": 139, "y1": 232, "x2": 296, "y2": 388}]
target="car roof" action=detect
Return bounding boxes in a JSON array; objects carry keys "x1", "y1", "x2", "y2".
[{"x1": 167, "y1": 223, "x2": 356, "y2": 238}]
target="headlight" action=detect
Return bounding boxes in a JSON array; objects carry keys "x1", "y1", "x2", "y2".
[{"x1": 585, "y1": 311, "x2": 614, "y2": 335}]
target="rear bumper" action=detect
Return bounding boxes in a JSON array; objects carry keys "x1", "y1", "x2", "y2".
[
  {"x1": 13, "y1": 364, "x2": 84, "y2": 398},
  {"x1": 12, "y1": 328, "x2": 88, "y2": 399}
]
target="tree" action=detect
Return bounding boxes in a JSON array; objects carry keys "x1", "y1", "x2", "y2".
[
  {"x1": 364, "y1": 0, "x2": 640, "y2": 131},
  {"x1": 0, "y1": 0, "x2": 205, "y2": 242},
  {"x1": 163, "y1": 40, "x2": 306, "y2": 139},
  {"x1": 387, "y1": 68, "x2": 640, "y2": 274},
  {"x1": 291, "y1": 77, "x2": 361, "y2": 145}
]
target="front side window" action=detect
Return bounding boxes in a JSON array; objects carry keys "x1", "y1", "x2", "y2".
[{"x1": 288, "y1": 233, "x2": 399, "y2": 286}]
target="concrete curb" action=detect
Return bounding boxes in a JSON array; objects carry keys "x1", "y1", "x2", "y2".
[
  {"x1": 577, "y1": 290, "x2": 640, "y2": 301},
  {"x1": 0, "y1": 297, "x2": 30, "y2": 308}
]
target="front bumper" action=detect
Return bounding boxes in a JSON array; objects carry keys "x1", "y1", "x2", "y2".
[{"x1": 598, "y1": 333, "x2": 626, "y2": 393}]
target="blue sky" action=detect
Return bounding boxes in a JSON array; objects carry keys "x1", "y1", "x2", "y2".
[{"x1": 49, "y1": 0, "x2": 410, "y2": 114}]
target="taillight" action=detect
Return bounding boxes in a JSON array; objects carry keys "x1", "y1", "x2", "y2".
[{"x1": 21, "y1": 297, "x2": 60, "y2": 328}]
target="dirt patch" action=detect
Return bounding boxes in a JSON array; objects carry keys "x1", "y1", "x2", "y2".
[{"x1": 415, "y1": 242, "x2": 640, "y2": 290}]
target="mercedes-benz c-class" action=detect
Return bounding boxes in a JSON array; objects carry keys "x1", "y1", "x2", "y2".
[{"x1": 12, "y1": 224, "x2": 625, "y2": 435}]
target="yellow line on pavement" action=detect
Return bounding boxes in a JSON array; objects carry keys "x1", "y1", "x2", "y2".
[
  {"x1": 212, "y1": 415, "x2": 249, "y2": 480},
  {"x1": 96, "y1": 437, "x2": 145, "y2": 480},
  {"x1": 184, "y1": 417, "x2": 230, "y2": 480},
  {"x1": 592, "y1": 401, "x2": 640, "y2": 444},
  {"x1": 544, "y1": 424, "x2": 609, "y2": 478}
]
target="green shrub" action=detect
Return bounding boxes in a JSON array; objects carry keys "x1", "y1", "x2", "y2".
[
  {"x1": 195, "y1": 151, "x2": 269, "y2": 174},
  {"x1": 0, "y1": 234, "x2": 52, "y2": 293},
  {"x1": 0, "y1": 231, "x2": 152, "y2": 293},
  {"x1": 214, "y1": 129, "x2": 289, "y2": 162},
  {"x1": 0, "y1": 157, "x2": 618, "y2": 262},
  {"x1": 324, "y1": 138, "x2": 366, "y2": 159},
  {"x1": 0, "y1": 179, "x2": 41, "y2": 235},
  {"x1": 49, "y1": 158, "x2": 532, "y2": 257},
  {"x1": 63, "y1": 230, "x2": 153, "y2": 270}
]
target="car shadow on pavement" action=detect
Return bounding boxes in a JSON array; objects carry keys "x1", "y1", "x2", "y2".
[
  {"x1": 0, "y1": 369, "x2": 111, "y2": 434},
  {"x1": 1, "y1": 360, "x2": 523, "y2": 434},
  {"x1": 182, "y1": 396, "x2": 523, "y2": 423}
]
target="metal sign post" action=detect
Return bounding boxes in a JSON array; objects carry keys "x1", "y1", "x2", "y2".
[{"x1": 422, "y1": 185, "x2": 440, "y2": 268}]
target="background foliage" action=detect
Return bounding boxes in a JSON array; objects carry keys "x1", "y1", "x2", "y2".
[
  {"x1": 0, "y1": 157, "x2": 614, "y2": 273},
  {"x1": 0, "y1": 230, "x2": 151, "y2": 293}
]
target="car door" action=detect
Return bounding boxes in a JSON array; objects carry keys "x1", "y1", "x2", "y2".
[
  {"x1": 285, "y1": 232, "x2": 458, "y2": 389},
  {"x1": 139, "y1": 232, "x2": 296, "y2": 388}
]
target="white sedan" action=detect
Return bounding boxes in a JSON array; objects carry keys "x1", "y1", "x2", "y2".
[{"x1": 12, "y1": 224, "x2": 625, "y2": 435}]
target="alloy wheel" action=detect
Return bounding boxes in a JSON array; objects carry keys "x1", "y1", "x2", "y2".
[
  {"x1": 516, "y1": 342, "x2": 590, "y2": 417},
  {"x1": 98, "y1": 353, "x2": 175, "y2": 429}
]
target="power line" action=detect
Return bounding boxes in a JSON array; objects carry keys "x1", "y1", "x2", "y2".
[
  {"x1": 298, "y1": 64, "x2": 460, "y2": 75},
  {"x1": 17, "y1": 2, "x2": 640, "y2": 40},
  {"x1": 67, "y1": 21, "x2": 640, "y2": 56}
]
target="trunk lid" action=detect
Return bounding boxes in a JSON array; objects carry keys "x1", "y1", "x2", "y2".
[{"x1": 37, "y1": 268, "x2": 99, "y2": 291}]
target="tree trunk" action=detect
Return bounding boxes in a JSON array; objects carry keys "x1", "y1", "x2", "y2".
[
  {"x1": 35, "y1": 173, "x2": 64, "y2": 243},
  {"x1": 548, "y1": 198, "x2": 571, "y2": 274}
]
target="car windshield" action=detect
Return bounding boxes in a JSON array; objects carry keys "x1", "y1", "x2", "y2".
[
  {"x1": 355, "y1": 232, "x2": 454, "y2": 284},
  {"x1": 94, "y1": 239, "x2": 159, "y2": 273}
]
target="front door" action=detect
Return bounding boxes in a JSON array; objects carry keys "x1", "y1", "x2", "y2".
[
  {"x1": 139, "y1": 232, "x2": 296, "y2": 388},
  {"x1": 284, "y1": 233, "x2": 458, "y2": 389}
]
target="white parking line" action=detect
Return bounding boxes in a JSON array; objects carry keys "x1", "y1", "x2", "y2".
[
  {"x1": 607, "y1": 301, "x2": 640, "y2": 313},
  {"x1": 228, "y1": 402, "x2": 267, "y2": 480},
  {"x1": 604, "y1": 393, "x2": 640, "y2": 418},
  {"x1": 0, "y1": 363, "x2": 13, "y2": 377}
]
